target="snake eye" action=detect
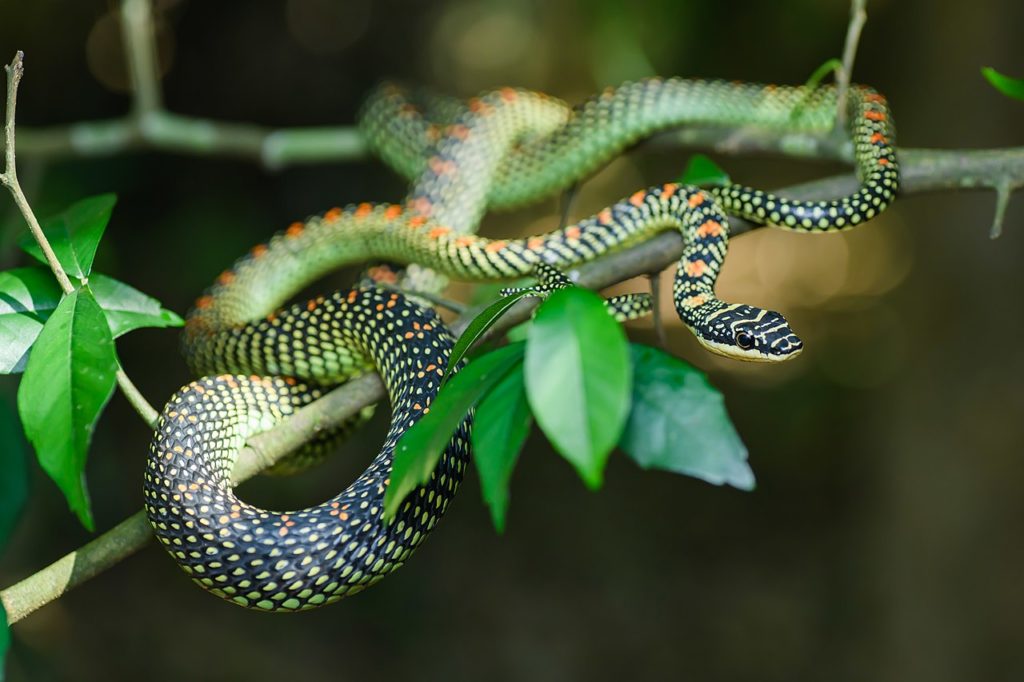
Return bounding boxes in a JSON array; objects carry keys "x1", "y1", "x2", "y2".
[{"x1": 735, "y1": 331, "x2": 755, "y2": 350}]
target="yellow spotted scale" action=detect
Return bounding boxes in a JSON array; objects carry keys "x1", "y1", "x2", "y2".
[{"x1": 145, "y1": 78, "x2": 898, "y2": 610}]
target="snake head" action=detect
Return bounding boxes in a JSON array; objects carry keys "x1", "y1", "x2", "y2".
[{"x1": 695, "y1": 305, "x2": 803, "y2": 362}]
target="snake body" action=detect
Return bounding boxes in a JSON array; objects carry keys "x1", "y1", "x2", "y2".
[{"x1": 145, "y1": 79, "x2": 898, "y2": 610}]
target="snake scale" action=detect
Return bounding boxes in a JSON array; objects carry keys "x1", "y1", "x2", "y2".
[{"x1": 144, "y1": 78, "x2": 898, "y2": 610}]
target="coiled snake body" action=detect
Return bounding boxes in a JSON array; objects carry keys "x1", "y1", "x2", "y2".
[{"x1": 145, "y1": 79, "x2": 898, "y2": 610}]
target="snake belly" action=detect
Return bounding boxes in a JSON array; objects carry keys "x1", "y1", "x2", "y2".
[{"x1": 146, "y1": 78, "x2": 898, "y2": 610}]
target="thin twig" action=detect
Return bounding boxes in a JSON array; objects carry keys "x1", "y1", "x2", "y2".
[
  {"x1": 115, "y1": 367, "x2": 158, "y2": 428},
  {"x1": 989, "y1": 179, "x2": 1013, "y2": 239},
  {"x1": 120, "y1": 0, "x2": 163, "y2": 116},
  {"x1": 559, "y1": 182, "x2": 579, "y2": 229},
  {"x1": 648, "y1": 273, "x2": 668, "y2": 350},
  {"x1": 1, "y1": 51, "x2": 159, "y2": 428},
  {"x1": 834, "y1": 0, "x2": 868, "y2": 128},
  {"x1": 1, "y1": 53, "x2": 74, "y2": 293},
  {"x1": 378, "y1": 282, "x2": 466, "y2": 314}
]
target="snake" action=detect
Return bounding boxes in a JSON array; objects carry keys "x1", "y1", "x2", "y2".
[{"x1": 144, "y1": 78, "x2": 898, "y2": 610}]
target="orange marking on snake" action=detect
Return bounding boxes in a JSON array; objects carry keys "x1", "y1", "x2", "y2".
[
  {"x1": 688, "y1": 193, "x2": 706, "y2": 208},
  {"x1": 428, "y1": 226, "x2": 451, "y2": 239},
  {"x1": 408, "y1": 215, "x2": 427, "y2": 229},
  {"x1": 564, "y1": 226, "x2": 582, "y2": 240},
  {"x1": 629, "y1": 190, "x2": 646, "y2": 207},
  {"x1": 307, "y1": 299, "x2": 318, "y2": 311},
  {"x1": 448, "y1": 124, "x2": 470, "y2": 140},
  {"x1": 598, "y1": 208, "x2": 612, "y2": 224},
  {"x1": 684, "y1": 259, "x2": 708, "y2": 277},
  {"x1": 195, "y1": 295, "x2": 213, "y2": 309},
  {"x1": 428, "y1": 157, "x2": 447, "y2": 174},
  {"x1": 500, "y1": 87, "x2": 518, "y2": 102},
  {"x1": 285, "y1": 222, "x2": 304, "y2": 237},
  {"x1": 528, "y1": 237, "x2": 545, "y2": 249},
  {"x1": 216, "y1": 270, "x2": 235, "y2": 285},
  {"x1": 404, "y1": 331, "x2": 415, "y2": 339},
  {"x1": 870, "y1": 132, "x2": 886, "y2": 144},
  {"x1": 878, "y1": 158, "x2": 891, "y2": 165},
  {"x1": 485, "y1": 240, "x2": 507, "y2": 252},
  {"x1": 468, "y1": 98, "x2": 493, "y2": 114},
  {"x1": 696, "y1": 220, "x2": 724, "y2": 237},
  {"x1": 662, "y1": 183, "x2": 679, "y2": 198},
  {"x1": 454, "y1": 236, "x2": 475, "y2": 247},
  {"x1": 384, "y1": 205, "x2": 403, "y2": 220},
  {"x1": 250, "y1": 244, "x2": 268, "y2": 258},
  {"x1": 864, "y1": 110, "x2": 886, "y2": 121},
  {"x1": 355, "y1": 203, "x2": 373, "y2": 218},
  {"x1": 412, "y1": 197, "x2": 433, "y2": 215},
  {"x1": 863, "y1": 92, "x2": 885, "y2": 103},
  {"x1": 346, "y1": 290, "x2": 358, "y2": 303},
  {"x1": 324, "y1": 207, "x2": 342, "y2": 221}
]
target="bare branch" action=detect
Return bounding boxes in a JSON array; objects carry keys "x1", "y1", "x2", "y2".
[
  {"x1": 648, "y1": 273, "x2": 668, "y2": 350},
  {"x1": 2, "y1": 51, "x2": 74, "y2": 293},
  {"x1": 120, "y1": 0, "x2": 163, "y2": 116},
  {"x1": 834, "y1": 0, "x2": 868, "y2": 128}
]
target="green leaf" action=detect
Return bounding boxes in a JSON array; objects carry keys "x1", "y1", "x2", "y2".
[
  {"x1": 91, "y1": 274, "x2": 184, "y2": 336},
  {"x1": 18, "y1": 194, "x2": 116, "y2": 279},
  {"x1": 982, "y1": 67, "x2": 1024, "y2": 102},
  {"x1": 619, "y1": 344, "x2": 753, "y2": 490},
  {"x1": 443, "y1": 290, "x2": 531, "y2": 386},
  {"x1": 525, "y1": 287, "x2": 631, "y2": 489},
  {"x1": 0, "y1": 269, "x2": 182, "y2": 374},
  {"x1": 677, "y1": 154, "x2": 731, "y2": 188},
  {"x1": 384, "y1": 342, "x2": 526, "y2": 519},
  {"x1": 505, "y1": 321, "x2": 531, "y2": 343},
  {"x1": 0, "y1": 268, "x2": 63, "y2": 373},
  {"x1": 472, "y1": 364, "x2": 532, "y2": 533},
  {"x1": 804, "y1": 57, "x2": 843, "y2": 90},
  {"x1": 0, "y1": 399, "x2": 29, "y2": 549},
  {"x1": 17, "y1": 287, "x2": 119, "y2": 531}
]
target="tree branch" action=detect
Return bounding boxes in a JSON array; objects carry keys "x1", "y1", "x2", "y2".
[
  {"x1": 3, "y1": 141, "x2": 1024, "y2": 624},
  {"x1": 834, "y1": 0, "x2": 868, "y2": 128}
]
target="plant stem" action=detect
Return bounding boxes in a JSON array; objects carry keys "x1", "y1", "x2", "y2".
[{"x1": 834, "y1": 0, "x2": 868, "y2": 128}]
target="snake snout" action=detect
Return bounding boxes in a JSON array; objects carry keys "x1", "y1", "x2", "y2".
[{"x1": 771, "y1": 332, "x2": 804, "y2": 358}]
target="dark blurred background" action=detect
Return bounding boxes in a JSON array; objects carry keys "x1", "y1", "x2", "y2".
[{"x1": 1, "y1": 1, "x2": 1023, "y2": 680}]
